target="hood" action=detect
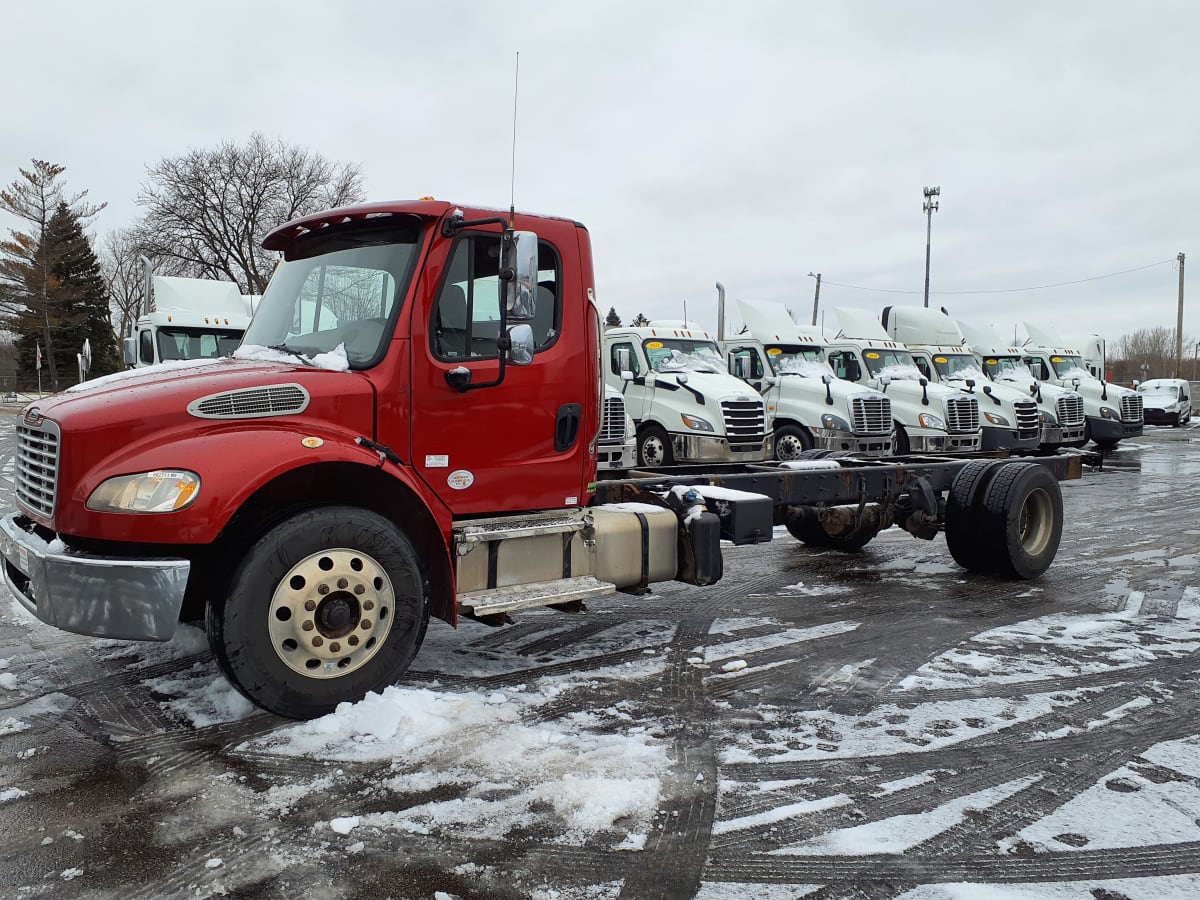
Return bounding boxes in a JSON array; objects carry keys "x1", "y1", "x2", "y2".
[
  {"x1": 738, "y1": 299, "x2": 825, "y2": 344},
  {"x1": 651, "y1": 369, "x2": 759, "y2": 403},
  {"x1": 874, "y1": 378, "x2": 967, "y2": 404}
]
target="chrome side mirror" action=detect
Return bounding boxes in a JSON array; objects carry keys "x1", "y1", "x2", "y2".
[
  {"x1": 735, "y1": 355, "x2": 752, "y2": 379},
  {"x1": 122, "y1": 337, "x2": 136, "y2": 368},
  {"x1": 502, "y1": 230, "x2": 539, "y2": 321}
]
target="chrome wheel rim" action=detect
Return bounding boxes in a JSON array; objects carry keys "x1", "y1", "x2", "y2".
[
  {"x1": 776, "y1": 432, "x2": 807, "y2": 460},
  {"x1": 641, "y1": 435, "x2": 666, "y2": 466},
  {"x1": 267, "y1": 548, "x2": 395, "y2": 679}
]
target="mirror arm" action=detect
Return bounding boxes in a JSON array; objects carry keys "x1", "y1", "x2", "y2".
[{"x1": 442, "y1": 213, "x2": 510, "y2": 238}]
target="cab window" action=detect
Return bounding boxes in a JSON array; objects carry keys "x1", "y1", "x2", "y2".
[
  {"x1": 828, "y1": 350, "x2": 860, "y2": 381},
  {"x1": 728, "y1": 346, "x2": 764, "y2": 379},
  {"x1": 609, "y1": 341, "x2": 639, "y2": 377},
  {"x1": 914, "y1": 356, "x2": 933, "y2": 380},
  {"x1": 432, "y1": 234, "x2": 561, "y2": 360}
]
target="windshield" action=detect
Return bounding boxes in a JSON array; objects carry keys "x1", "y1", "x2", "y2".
[
  {"x1": 931, "y1": 353, "x2": 986, "y2": 381},
  {"x1": 765, "y1": 344, "x2": 828, "y2": 376},
  {"x1": 1139, "y1": 383, "x2": 1179, "y2": 397},
  {"x1": 862, "y1": 348, "x2": 920, "y2": 378},
  {"x1": 1048, "y1": 355, "x2": 1092, "y2": 380},
  {"x1": 241, "y1": 220, "x2": 421, "y2": 368},
  {"x1": 984, "y1": 355, "x2": 1035, "y2": 383},
  {"x1": 644, "y1": 338, "x2": 727, "y2": 373},
  {"x1": 156, "y1": 326, "x2": 244, "y2": 361}
]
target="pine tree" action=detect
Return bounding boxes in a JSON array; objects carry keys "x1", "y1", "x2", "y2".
[{"x1": 605, "y1": 306, "x2": 622, "y2": 329}]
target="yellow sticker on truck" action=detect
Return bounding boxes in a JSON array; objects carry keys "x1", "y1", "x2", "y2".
[
  {"x1": 865, "y1": 352, "x2": 881, "y2": 359},
  {"x1": 646, "y1": 341, "x2": 663, "y2": 349}
]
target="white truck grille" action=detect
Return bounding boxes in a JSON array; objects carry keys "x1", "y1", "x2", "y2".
[
  {"x1": 850, "y1": 396, "x2": 892, "y2": 435},
  {"x1": 599, "y1": 395, "x2": 626, "y2": 444},
  {"x1": 1013, "y1": 399, "x2": 1040, "y2": 438},
  {"x1": 1056, "y1": 394, "x2": 1085, "y2": 426},
  {"x1": 944, "y1": 396, "x2": 981, "y2": 434},
  {"x1": 16, "y1": 421, "x2": 60, "y2": 519},
  {"x1": 1120, "y1": 394, "x2": 1144, "y2": 423},
  {"x1": 720, "y1": 398, "x2": 767, "y2": 442}
]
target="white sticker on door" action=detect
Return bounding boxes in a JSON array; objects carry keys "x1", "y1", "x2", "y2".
[{"x1": 425, "y1": 455, "x2": 449, "y2": 468}]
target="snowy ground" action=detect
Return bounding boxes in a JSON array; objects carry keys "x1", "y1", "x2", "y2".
[{"x1": 1, "y1": 423, "x2": 1199, "y2": 898}]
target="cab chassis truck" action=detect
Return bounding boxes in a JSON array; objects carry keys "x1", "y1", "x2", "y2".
[{"x1": 0, "y1": 200, "x2": 1081, "y2": 719}]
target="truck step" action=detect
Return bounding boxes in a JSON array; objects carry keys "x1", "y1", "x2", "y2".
[
  {"x1": 453, "y1": 512, "x2": 587, "y2": 551},
  {"x1": 458, "y1": 575, "x2": 616, "y2": 617}
]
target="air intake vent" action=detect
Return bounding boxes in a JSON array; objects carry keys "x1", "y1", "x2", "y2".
[
  {"x1": 15, "y1": 420, "x2": 60, "y2": 520},
  {"x1": 1120, "y1": 394, "x2": 1143, "y2": 424},
  {"x1": 188, "y1": 384, "x2": 310, "y2": 419},
  {"x1": 1056, "y1": 394, "x2": 1085, "y2": 427},
  {"x1": 599, "y1": 395, "x2": 627, "y2": 444},
  {"x1": 943, "y1": 396, "x2": 981, "y2": 434},
  {"x1": 720, "y1": 398, "x2": 767, "y2": 441},
  {"x1": 1013, "y1": 400, "x2": 1040, "y2": 438},
  {"x1": 849, "y1": 396, "x2": 892, "y2": 435}
]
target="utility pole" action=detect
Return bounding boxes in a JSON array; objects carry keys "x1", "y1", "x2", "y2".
[
  {"x1": 808, "y1": 272, "x2": 821, "y2": 327},
  {"x1": 1176, "y1": 252, "x2": 1185, "y2": 378},
  {"x1": 923, "y1": 186, "x2": 940, "y2": 308}
]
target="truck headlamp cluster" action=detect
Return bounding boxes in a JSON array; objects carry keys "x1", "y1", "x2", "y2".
[
  {"x1": 983, "y1": 412, "x2": 1010, "y2": 426},
  {"x1": 1040, "y1": 411, "x2": 1058, "y2": 426},
  {"x1": 918, "y1": 412, "x2": 945, "y2": 429},
  {"x1": 821, "y1": 413, "x2": 850, "y2": 431},
  {"x1": 1098, "y1": 407, "x2": 1118, "y2": 419},
  {"x1": 86, "y1": 470, "x2": 201, "y2": 513},
  {"x1": 680, "y1": 413, "x2": 714, "y2": 432}
]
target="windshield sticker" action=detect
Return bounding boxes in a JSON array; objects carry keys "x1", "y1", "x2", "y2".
[
  {"x1": 865, "y1": 352, "x2": 881, "y2": 360},
  {"x1": 934, "y1": 356, "x2": 948, "y2": 364},
  {"x1": 1051, "y1": 357, "x2": 1063, "y2": 363},
  {"x1": 645, "y1": 340, "x2": 664, "y2": 349},
  {"x1": 767, "y1": 347, "x2": 783, "y2": 356},
  {"x1": 985, "y1": 358, "x2": 997, "y2": 365},
  {"x1": 447, "y1": 469, "x2": 475, "y2": 490}
]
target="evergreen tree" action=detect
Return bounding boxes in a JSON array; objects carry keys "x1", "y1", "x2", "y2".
[
  {"x1": 631, "y1": 312, "x2": 650, "y2": 327},
  {"x1": 604, "y1": 306, "x2": 622, "y2": 329}
]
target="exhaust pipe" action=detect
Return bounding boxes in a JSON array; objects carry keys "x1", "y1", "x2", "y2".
[
  {"x1": 715, "y1": 281, "x2": 725, "y2": 342},
  {"x1": 139, "y1": 255, "x2": 153, "y2": 316}
]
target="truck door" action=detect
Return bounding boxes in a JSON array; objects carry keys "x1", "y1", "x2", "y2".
[
  {"x1": 608, "y1": 339, "x2": 647, "y2": 421},
  {"x1": 727, "y1": 344, "x2": 767, "y2": 393},
  {"x1": 409, "y1": 230, "x2": 589, "y2": 516}
]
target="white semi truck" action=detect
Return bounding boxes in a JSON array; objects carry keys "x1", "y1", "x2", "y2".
[
  {"x1": 604, "y1": 323, "x2": 773, "y2": 466},
  {"x1": 825, "y1": 308, "x2": 982, "y2": 454},
  {"x1": 123, "y1": 269, "x2": 254, "y2": 369},
  {"x1": 722, "y1": 300, "x2": 893, "y2": 459},
  {"x1": 881, "y1": 307, "x2": 1040, "y2": 453},
  {"x1": 955, "y1": 319, "x2": 1087, "y2": 451},
  {"x1": 1022, "y1": 322, "x2": 1143, "y2": 449}
]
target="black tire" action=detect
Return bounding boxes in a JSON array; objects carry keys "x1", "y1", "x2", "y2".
[
  {"x1": 978, "y1": 463, "x2": 1064, "y2": 579},
  {"x1": 774, "y1": 424, "x2": 814, "y2": 461},
  {"x1": 637, "y1": 423, "x2": 674, "y2": 467},
  {"x1": 1172, "y1": 413, "x2": 1182, "y2": 428},
  {"x1": 944, "y1": 460, "x2": 1007, "y2": 572},
  {"x1": 892, "y1": 422, "x2": 910, "y2": 455},
  {"x1": 785, "y1": 507, "x2": 879, "y2": 553},
  {"x1": 207, "y1": 506, "x2": 430, "y2": 719}
]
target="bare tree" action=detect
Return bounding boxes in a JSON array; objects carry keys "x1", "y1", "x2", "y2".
[
  {"x1": 1110, "y1": 326, "x2": 1194, "y2": 382},
  {"x1": 136, "y1": 134, "x2": 365, "y2": 295}
]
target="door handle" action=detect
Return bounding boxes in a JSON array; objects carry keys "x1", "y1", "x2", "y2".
[{"x1": 555, "y1": 403, "x2": 582, "y2": 452}]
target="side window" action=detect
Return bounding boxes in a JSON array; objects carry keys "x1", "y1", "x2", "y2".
[
  {"x1": 728, "y1": 347, "x2": 763, "y2": 380},
  {"x1": 828, "y1": 351, "x2": 856, "y2": 381},
  {"x1": 432, "y1": 234, "x2": 561, "y2": 360},
  {"x1": 1029, "y1": 357, "x2": 1049, "y2": 380},
  {"x1": 609, "y1": 342, "x2": 639, "y2": 377},
  {"x1": 914, "y1": 357, "x2": 933, "y2": 380}
]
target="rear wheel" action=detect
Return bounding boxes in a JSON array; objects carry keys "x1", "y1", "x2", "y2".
[
  {"x1": 637, "y1": 423, "x2": 674, "y2": 467},
  {"x1": 207, "y1": 506, "x2": 430, "y2": 719},
  {"x1": 978, "y1": 463, "x2": 1064, "y2": 579},
  {"x1": 774, "y1": 424, "x2": 814, "y2": 460},
  {"x1": 944, "y1": 460, "x2": 1007, "y2": 572}
]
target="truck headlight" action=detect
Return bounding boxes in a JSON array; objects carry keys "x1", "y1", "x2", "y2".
[
  {"x1": 86, "y1": 470, "x2": 201, "y2": 513},
  {"x1": 1040, "y1": 411, "x2": 1058, "y2": 425},
  {"x1": 983, "y1": 412, "x2": 1010, "y2": 426},
  {"x1": 680, "y1": 413, "x2": 714, "y2": 431},
  {"x1": 821, "y1": 413, "x2": 850, "y2": 431},
  {"x1": 1098, "y1": 407, "x2": 1118, "y2": 419},
  {"x1": 918, "y1": 412, "x2": 945, "y2": 429}
]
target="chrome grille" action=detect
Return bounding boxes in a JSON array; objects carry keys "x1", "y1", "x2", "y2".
[
  {"x1": 849, "y1": 395, "x2": 892, "y2": 435},
  {"x1": 1120, "y1": 394, "x2": 1143, "y2": 423},
  {"x1": 1013, "y1": 399, "x2": 1040, "y2": 437},
  {"x1": 943, "y1": 396, "x2": 981, "y2": 434},
  {"x1": 187, "y1": 384, "x2": 310, "y2": 419},
  {"x1": 720, "y1": 398, "x2": 767, "y2": 441},
  {"x1": 1055, "y1": 393, "x2": 1085, "y2": 426},
  {"x1": 599, "y1": 395, "x2": 626, "y2": 444},
  {"x1": 16, "y1": 420, "x2": 60, "y2": 519}
]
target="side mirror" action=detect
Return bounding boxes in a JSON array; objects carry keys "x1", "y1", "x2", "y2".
[
  {"x1": 138, "y1": 330, "x2": 155, "y2": 365},
  {"x1": 821, "y1": 373, "x2": 832, "y2": 385},
  {"x1": 502, "y1": 230, "x2": 539, "y2": 321},
  {"x1": 615, "y1": 346, "x2": 632, "y2": 375},
  {"x1": 919, "y1": 377, "x2": 928, "y2": 387},
  {"x1": 122, "y1": 337, "x2": 136, "y2": 368},
  {"x1": 676, "y1": 373, "x2": 689, "y2": 385},
  {"x1": 878, "y1": 374, "x2": 892, "y2": 387},
  {"x1": 620, "y1": 369, "x2": 634, "y2": 382},
  {"x1": 735, "y1": 355, "x2": 752, "y2": 379},
  {"x1": 507, "y1": 324, "x2": 535, "y2": 366}
]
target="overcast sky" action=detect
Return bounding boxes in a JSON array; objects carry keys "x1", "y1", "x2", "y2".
[{"x1": 3, "y1": 0, "x2": 1198, "y2": 349}]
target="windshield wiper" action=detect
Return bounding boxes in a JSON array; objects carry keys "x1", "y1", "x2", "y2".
[{"x1": 267, "y1": 344, "x2": 316, "y2": 366}]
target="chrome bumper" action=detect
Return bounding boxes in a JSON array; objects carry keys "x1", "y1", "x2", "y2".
[
  {"x1": 1041, "y1": 423, "x2": 1086, "y2": 444},
  {"x1": 0, "y1": 515, "x2": 190, "y2": 641},
  {"x1": 813, "y1": 429, "x2": 894, "y2": 457},
  {"x1": 673, "y1": 433, "x2": 774, "y2": 463},
  {"x1": 597, "y1": 440, "x2": 637, "y2": 470},
  {"x1": 908, "y1": 431, "x2": 982, "y2": 454}
]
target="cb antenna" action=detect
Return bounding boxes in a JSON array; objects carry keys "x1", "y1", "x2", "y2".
[{"x1": 509, "y1": 51, "x2": 520, "y2": 226}]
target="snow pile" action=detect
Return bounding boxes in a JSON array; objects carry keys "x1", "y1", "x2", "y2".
[
  {"x1": 776, "y1": 359, "x2": 833, "y2": 378},
  {"x1": 653, "y1": 348, "x2": 726, "y2": 374},
  {"x1": 234, "y1": 342, "x2": 351, "y2": 372},
  {"x1": 144, "y1": 665, "x2": 258, "y2": 727},
  {"x1": 243, "y1": 684, "x2": 671, "y2": 842},
  {"x1": 873, "y1": 363, "x2": 925, "y2": 382}
]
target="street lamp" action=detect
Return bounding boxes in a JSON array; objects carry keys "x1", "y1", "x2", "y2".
[
  {"x1": 808, "y1": 272, "x2": 821, "y2": 327},
  {"x1": 923, "y1": 186, "x2": 940, "y2": 308}
]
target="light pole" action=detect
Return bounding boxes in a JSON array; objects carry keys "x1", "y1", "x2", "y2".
[
  {"x1": 808, "y1": 271, "x2": 821, "y2": 327},
  {"x1": 923, "y1": 186, "x2": 940, "y2": 308}
]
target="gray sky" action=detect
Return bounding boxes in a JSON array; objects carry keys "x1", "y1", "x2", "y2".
[{"x1": 3, "y1": 0, "x2": 1198, "y2": 349}]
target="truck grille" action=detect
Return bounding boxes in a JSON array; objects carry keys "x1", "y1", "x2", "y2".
[
  {"x1": 721, "y1": 398, "x2": 767, "y2": 441},
  {"x1": 599, "y1": 395, "x2": 626, "y2": 444},
  {"x1": 1056, "y1": 394, "x2": 1085, "y2": 426},
  {"x1": 944, "y1": 396, "x2": 981, "y2": 434},
  {"x1": 15, "y1": 420, "x2": 60, "y2": 519},
  {"x1": 1120, "y1": 394, "x2": 1144, "y2": 423},
  {"x1": 1013, "y1": 399, "x2": 1040, "y2": 437},
  {"x1": 849, "y1": 395, "x2": 892, "y2": 435}
]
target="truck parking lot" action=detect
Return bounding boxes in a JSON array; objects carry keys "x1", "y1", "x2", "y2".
[{"x1": 2, "y1": 421, "x2": 1199, "y2": 899}]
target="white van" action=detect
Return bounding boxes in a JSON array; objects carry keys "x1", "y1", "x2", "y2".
[{"x1": 1137, "y1": 378, "x2": 1193, "y2": 427}]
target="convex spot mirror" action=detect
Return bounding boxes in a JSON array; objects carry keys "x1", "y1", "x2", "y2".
[
  {"x1": 502, "y1": 230, "x2": 539, "y2": 321},
  {"x1": 508, "y1": 324, "x2": 535, "y2": 366}
]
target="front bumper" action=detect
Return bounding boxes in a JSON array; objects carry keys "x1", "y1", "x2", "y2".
[
  {"x1": 1041, "y1": 423, "x2": 1086, "y2": 445},
  {"x1": 980, "y1": 426, "x2": 1041, "y2": 453},
  {"x1": 1142, "y1": 409, "x2": 1179, "y2": 425},
  {"x1": 0, "y1": 515, "x2": 190, "y2": 641},
  {"x1": 673, "y1": 433, "x2": 774, "y2": 463},
  {"x1": 907, "y1": 428, "x2": 982, "y2": 454},
  {"x1": 597, "y1": 440, "x2": 637, "y2": 470},
  {"x1": 1088, "y1": 416, "x2": 1143, "y2": 443},
  {"x1": 814, "y1": 428, "x2": 894, "y2": 457}
]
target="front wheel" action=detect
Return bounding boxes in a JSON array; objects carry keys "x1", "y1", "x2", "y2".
[
  {"x1": 637, "y1": 423, "x2": 674, "y2": 467},
  {"x1": 774, "y1": 424, "x2": 814, "y2": 460},
  {"x1": 891, "y1": 422, "x2": 910, "y2": 456},
  {"x1": 207, "y1": 506, "x2": 430, "y2": 719}
]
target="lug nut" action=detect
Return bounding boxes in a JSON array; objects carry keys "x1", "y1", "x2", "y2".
[
  {"x1": 318, "y1": 584, "x2": 330, "y2": 595},
  {"x1": 363, "y1": 600, "x2": 375, "y2": 611},
  {"x1": 361, "y1": 619, "x2": 372, "y2": 630},
  {"x1": 312, "y1": 636, "x2": 324, "y2": 647},
  {"x1": 354, "y1": 584, "x2": 365, "y2": 595},
  {"x1": 330, "y1": 642, "x2": 341, "y2": 653},
  {"x1": 304, "y1": 599, "x2": 316, "y2": 611},
  {"x1": 348, "y1": 635, "x2": 359, "y2": 647},
  {"x1": 337, "y1": 578, "x2": 348, "y2": 589},
  {"x1": 302, "y1": 620, "x2": 314, "y2": 631}
]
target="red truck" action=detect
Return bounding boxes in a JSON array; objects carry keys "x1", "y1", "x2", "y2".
[{"x1": 0, "y1": 200, "x2": 1082, "y2": 718}]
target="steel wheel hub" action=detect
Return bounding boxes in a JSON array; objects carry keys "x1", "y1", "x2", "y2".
[
  {"x1": 776, "y1": 434, "x2": 805, "y2": 460},
  {"x1": 642, "y1": 436, "x2": 665, "y2": 466},
  {"x1": 268, "y1": 548, "x2": 395, "y2": 679}
]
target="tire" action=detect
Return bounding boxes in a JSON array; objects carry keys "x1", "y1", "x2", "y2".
[
  {"x1": 1172, "y1": 413, "x2": 1182, "y2": 428},
  {"x1": 785, "y1": 507, "x2": 879, "y2": 552},
  {"x1": 944, "y1": 460, "x2": 1007, "y2": 572},
  {"x1": 637, "y1": 423, "x2": 674, "y2": 467},
  {"x1": 774, "y1": 424, "x2": 814, "y2": 461},
  {"x1": 978, "y1": 463, "x2": 1064, "y2": 579},
  {"x1": 892, "y1": 422, "x2": 910, "y2": 455},
  {"x1": 207, "y1": 506, "x2": 430, "y2": 719}
]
